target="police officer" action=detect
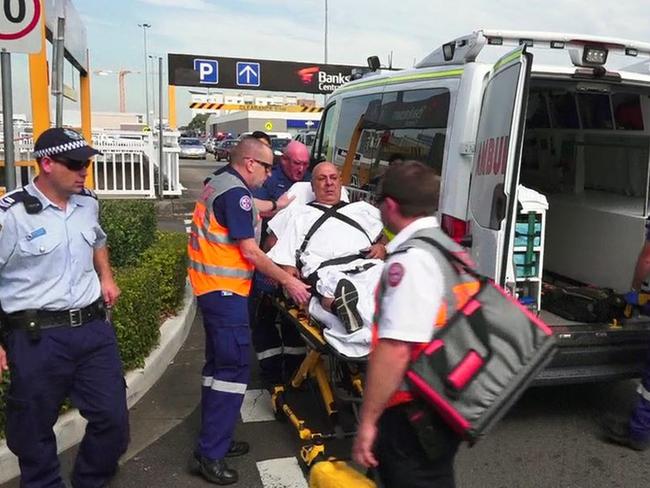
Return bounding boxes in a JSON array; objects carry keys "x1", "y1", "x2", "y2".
[
  {"x1": 0, "y1": 128, "x2": 128, "y2": 488},
  {"x1": 603, "y1": 224, "x2": 650, "y2": 450},
  {"x1": 352, "y1": 161, "x2": 461, "y2": 488},
  {"x1": 250, "y1": 140, "x2": 311, "y2": 387},
  {"x1": 187, "y1": 136, "x2": 310, "y2": 485}
]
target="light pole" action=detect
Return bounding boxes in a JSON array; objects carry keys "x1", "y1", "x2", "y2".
[
  {"x1": 324, "y1": 0, "x2": 328, "y2": 64},
  {"x1": 138, "y1": 23, "x2": 152, "y2": 126},
  {"x1": 148, "y1": 55, "x2": 158, "y2": 120}
]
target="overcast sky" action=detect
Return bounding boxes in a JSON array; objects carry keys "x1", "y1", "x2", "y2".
[{"x1": 7, "y1": 0, "x2": 650, "y2": 125}]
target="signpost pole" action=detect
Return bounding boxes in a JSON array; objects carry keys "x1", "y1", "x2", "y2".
[
  {"x1": 1, "y1": 50, "x2": 16, "y2": 192},
  {"x1": 53, "y1": 17, "x2": 66, "y2": 127},
  {"x1": 158, "y1": 56, "x2": 164, "y2": 198}
]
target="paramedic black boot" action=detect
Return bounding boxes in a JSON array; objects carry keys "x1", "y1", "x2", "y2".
[
  {"x1": 602, "y1": 419, "x2": 650, "y2": 451},
  {"x1": 334, "y1": 279, "x2": 363, "y2": 334},
  {"x1": 191, "y1": 452, "x2": 238, "y2": 485},
  {"x1": 225, "y1": 440, "x2": 250, "y2": 457}
]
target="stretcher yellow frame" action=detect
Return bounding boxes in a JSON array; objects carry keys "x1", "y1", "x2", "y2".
[{"x1": 269, "y1": 295, "x2": 366, "y2": 470}]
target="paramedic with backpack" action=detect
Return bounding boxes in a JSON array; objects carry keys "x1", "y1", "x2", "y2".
[{"x1": 352, "y1": 161, "x2": 461, "y2": 488}]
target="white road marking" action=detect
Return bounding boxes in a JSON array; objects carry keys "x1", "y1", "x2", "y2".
[
  {"x1": 240, "y1": 389, "x2": 276, "y2": 423},
  {"x1": 257, "y1": 457, "x2": 308, "y2": 488}
]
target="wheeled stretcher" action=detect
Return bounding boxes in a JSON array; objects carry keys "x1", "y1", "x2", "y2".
[{"x1": 269, "y1": 294, "x2": 367, "y2": 469}]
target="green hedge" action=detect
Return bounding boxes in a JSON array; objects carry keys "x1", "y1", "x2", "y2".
[
  {"x1": 0, "y1": 212, "x2": 188, "y2": 437},
  {"x1": 113, "y1": 231, "x2": 188, "y2": 369},
  {"x1": 99, "y1": 200, "x2": 156, "y2": 268}
]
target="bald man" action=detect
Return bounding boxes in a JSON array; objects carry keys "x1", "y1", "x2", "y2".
[
  {"x1": 267, "y1": 162, "x2": 388, "y2": 341},
  {"x1": 249, "y1": 140, "x2": 312, "y2": 387},
  {"x1": 188, "y1": 136, "x2": 310, "y2": 484}
]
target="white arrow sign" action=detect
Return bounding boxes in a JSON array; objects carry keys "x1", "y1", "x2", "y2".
[
  {"x1": 236, "y1": 62, "x2": 260, "y2": 87},
  {"x1": 0, "y1": 0, "x2": 42, "y2": 53},
  {"x1": 239, "y1": 65, "x2": 256, "y2": 83}
]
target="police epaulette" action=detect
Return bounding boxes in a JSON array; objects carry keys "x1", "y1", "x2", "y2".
[
  {"x1": 78, "y1": 187, "x2": 98, "y2": 200},
  {"x1": 0, "y1": 189, "x2": 43, "y2": 214},
  {"x1": 0, "y1": 190, "x2": 29, "y2": 212}
]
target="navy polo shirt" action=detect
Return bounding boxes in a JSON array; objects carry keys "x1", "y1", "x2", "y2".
[
  {"x1": 252, "y1": 164, "x2": 311, "y2": 201},
  {"x1": 212, "y1": 165, "x2": 255, "y2": 241}
]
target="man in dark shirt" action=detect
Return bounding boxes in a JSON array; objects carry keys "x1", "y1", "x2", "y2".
[{"x1": 250, "y1": 141, "x2": 311, "y2": 386}]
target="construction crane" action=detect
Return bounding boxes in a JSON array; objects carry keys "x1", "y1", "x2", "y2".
[{"x1": 94, "y1": 69, "x2": 140, "y2": 112}]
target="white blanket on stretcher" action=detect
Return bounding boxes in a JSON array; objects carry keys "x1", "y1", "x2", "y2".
[{"x1": 308, "y1": 262, "x2": 384, "y2": 358}]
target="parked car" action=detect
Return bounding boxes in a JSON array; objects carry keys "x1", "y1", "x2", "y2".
[
  {"x1": 179, "y1": 138, "x2": 207, "y2": 159},
  {"x1": 271, "y1": 137, "x2": 291, "y2": 157},
  {"x1": 294, "y1": 130, "x2": 317, "y2": 149},
  {"x1": 215, "y1": 139, "x2": 238, "y2": 161},
  {"x1": 204, "y1": 137, "x2": 217, "y2": 154}
]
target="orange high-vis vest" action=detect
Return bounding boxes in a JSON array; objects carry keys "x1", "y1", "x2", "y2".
[
  {"x1": 371, "y1": 226, "x2": 479, "y2": 408},
  {"x1": 187, "y1": 170, "x2": 259, "y2": 297}
]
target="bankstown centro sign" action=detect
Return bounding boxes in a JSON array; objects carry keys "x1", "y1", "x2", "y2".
[{"x1": 168, "y1": 53, "x2": 365, "y2": 95}]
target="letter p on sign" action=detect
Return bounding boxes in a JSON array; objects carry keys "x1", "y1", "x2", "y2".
[{"x1": 194, "y1": 59, "x2": 219, "y2": 84}]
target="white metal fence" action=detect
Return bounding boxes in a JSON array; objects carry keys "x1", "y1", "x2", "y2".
[{"x1": 0, "y1": 130, "x2": 182, "y2": 198}]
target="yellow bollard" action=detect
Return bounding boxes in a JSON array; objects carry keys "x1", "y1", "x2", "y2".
[{"x1": 309, "y1": 460, "x2": 376, "y2": 488}]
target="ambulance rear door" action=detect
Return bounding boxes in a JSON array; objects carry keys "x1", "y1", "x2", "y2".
[{"x1": 467, "y1": 47, "x2": 533, "y2": 286}]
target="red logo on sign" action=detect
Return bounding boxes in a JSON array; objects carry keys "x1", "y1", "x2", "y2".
[{"x1": 297, "y1": 66, "x2": 319, "y2": 85}]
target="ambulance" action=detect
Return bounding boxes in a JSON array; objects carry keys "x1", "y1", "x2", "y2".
[{"x1": 311, "y1": 29, "x2": 650, "y2": 384}]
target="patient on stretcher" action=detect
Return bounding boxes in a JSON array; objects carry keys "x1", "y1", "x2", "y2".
[{"x1": 265, "y1": 162, "x2": 387, "y2": 357}]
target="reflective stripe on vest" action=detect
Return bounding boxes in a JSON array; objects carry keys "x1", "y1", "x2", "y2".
[
  {"x1": 371, "y1": 226, "x2": 479, "y2": 408},
  {"x1": 188, "y1": 170, "x2": 258, "y2": 297}
]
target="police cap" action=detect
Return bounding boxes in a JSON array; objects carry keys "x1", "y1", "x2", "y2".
[{"x1": 32, "y1": 128, "x2": 102, "y2": 162}]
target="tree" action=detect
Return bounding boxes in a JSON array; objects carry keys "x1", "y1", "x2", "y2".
[{"x1": 186, "y1": 113, "x2": 210, "y2": 134}]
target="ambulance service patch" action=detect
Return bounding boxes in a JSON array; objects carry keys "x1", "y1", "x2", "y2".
[
  {"x1": 239, "y1": 195, "x2": 252, "y2": 211},
  {"x1": 387, "y1": 262, "x2": 404, "y2": 287}
]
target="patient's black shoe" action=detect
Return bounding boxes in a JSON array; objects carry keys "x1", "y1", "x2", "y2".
[{"x1": 334, "y1": 279, "x2": 363, "y2": 333}]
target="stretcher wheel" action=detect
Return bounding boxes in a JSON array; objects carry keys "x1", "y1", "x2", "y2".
[{"x1": 299, "y1": 443, "x2": 326, "y2": 471}]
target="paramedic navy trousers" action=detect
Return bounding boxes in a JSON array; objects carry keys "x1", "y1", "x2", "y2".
[
  {"x1": 197, "y1": 291, "x2": 251, "y2": 461},
  {"x1": 4, "y1": 319, "x2": 129, "y2": 488},
  {"x1": 375, "y1": 404, "x2": 459, "y2": 488},
  {"x1": 249, "y1": 278, "x2": 305, "y2": 386},
  {"x1": 629, "y1": 345, "x2": 650, "y2": 443}
]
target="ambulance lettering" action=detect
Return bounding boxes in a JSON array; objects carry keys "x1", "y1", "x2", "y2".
[{"x1": 474, "y1": 135, "x2": 509, "y2": 176}]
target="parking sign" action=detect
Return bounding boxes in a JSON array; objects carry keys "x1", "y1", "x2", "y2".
[
  {"x1": 0, "y1": 0, "x2": 42, "y2": 53},
  {"x1": 236, "y1": 61, "x2": 260, "y2": 87},
  {"x1": 194, "y1": 58, "x2": 219, "y2": 84}
]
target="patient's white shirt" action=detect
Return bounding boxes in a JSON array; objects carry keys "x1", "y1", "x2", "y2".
[{"x1": 267, "y1": 200, "x2": 383, "y2": 277}]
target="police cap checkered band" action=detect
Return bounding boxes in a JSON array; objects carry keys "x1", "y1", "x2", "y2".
[{"x1": 33, "y1": 128, "x2": 101, "y2": 161}]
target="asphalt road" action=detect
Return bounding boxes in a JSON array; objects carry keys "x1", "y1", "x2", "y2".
[{"x1": 4, "y1": 157, "x2": 649, "y2": 487}]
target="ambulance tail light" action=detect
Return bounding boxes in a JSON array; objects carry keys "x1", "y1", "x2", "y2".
[{"x1": 441, "y1": 214, "x2": 470, "y2": 246}]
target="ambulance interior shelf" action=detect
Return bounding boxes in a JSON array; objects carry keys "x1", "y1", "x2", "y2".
[
  {"x1": 508, "y1": 186, "x2": 548, "y2": 314},
  {"x1": 518, "y1": 85, "x2": 650, "y2": 296}
]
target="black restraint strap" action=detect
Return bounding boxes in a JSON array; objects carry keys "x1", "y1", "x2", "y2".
[
  {"x1": 303, "y1": 252, "x2": 370, "y2": 288},
  {"x1": 306, "y1": 202, "x2": 372, "y2": 245}
]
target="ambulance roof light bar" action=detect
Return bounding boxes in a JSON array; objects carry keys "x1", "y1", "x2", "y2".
[{"x1": 416, "y1": 29, "x2": 650, "y2": 69}]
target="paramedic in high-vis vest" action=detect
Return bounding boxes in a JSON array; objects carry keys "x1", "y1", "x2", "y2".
[
  {"x1": 603, "y1": 223, "x2": 650, "y2": 451},
  {"x1": 187, "y1": 136, "x2": 311, "y2": 485},
  {"x1": 352, "y1": 161, "x2": 461, "y2": 488}
]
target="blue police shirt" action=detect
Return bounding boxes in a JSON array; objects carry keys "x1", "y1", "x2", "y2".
[
  {"x1": 0, "y1": 181, "x2": 107, "y2": 313},
  {"x1": 212, "y1": 165, "x2": 255, "y2": 241}
]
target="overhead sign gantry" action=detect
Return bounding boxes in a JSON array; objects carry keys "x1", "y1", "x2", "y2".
[{"x1": 166, "y1": 53, "x2": 365, "y2": 129}]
